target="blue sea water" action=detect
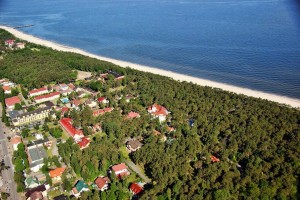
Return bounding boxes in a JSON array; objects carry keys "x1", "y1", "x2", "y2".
[{"x1": 1, "y1": 0, "x2": 300, "y2": 98}]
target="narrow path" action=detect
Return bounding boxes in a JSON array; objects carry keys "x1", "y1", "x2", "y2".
[{"x1": 125, "y1": 160, "x2": 151, "y2": 183}]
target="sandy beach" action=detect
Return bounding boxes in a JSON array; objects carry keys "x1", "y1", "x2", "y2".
[{"x1": 1, "y1": 25, "x2": 300, "y2": 108}]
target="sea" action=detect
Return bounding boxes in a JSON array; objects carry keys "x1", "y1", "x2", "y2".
[{"x1": 1, "y1": 0, "x2": 300, "y2": 99}]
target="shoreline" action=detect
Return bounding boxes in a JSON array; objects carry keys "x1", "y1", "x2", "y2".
[{"x1": 1, "y1": 25, "x2": 300, "y2": 108}]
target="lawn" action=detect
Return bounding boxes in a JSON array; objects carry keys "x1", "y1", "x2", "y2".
[{"x1": 119, "y1": 146, "x2": 129, "y2": 159}]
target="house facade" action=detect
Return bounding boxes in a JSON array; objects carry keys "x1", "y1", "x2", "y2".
[
  {"x1": 147, "y1": 104, "x2": 170, "y2": 122},
  {"x1": 11, "y1": 106, "x2": 51, "y2": 127},
  {"x1": 34, "y1": 92, "x2": 60, "y2": 103},
  {"x1": 29, "y1": 87, "x2": 49, "y2": 97},
  {"x1": 112, "y1": 163, "x2": 130, "y2": 178}
]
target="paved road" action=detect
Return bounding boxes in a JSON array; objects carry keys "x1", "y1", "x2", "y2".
[
  {"x1": 125, "y1": 160, "x2": 151, "y2": 183},
  {"x1": 0, "y1": 104, "x2": 20, "y2": 200}
]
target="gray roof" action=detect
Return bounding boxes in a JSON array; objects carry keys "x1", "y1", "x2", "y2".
[
  {"x1": 28, "y1": 146, "x2": 47, "y2": 163},
  {"x1": 8, "y1": 110, "x2": 23, "y2": 119},
  {"x1": 27, "y1": 138, "x2": 49, "y2": 148},
  {"x1": 12, "y1": 106, "x2": 51, "y2": 120}
]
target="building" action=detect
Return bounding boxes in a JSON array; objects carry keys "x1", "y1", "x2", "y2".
[
  {"x1": 5, "y1": 39, "x2": 15, "y2": 47},
  {"x1": 59, "y1": 118, "x2": 84, "y2": 141},
  {"x1": 61, "y1": 107, "x2": 69, "y2": 116},
  {"x1": 97, "y1": 97, "x2": 108, "y2": 104},
  {"x1": 94, "y1": 177, "x2": 110, "y2": 191},
  {"x1": 210, "y1": 155, "x2": 220, "y2": 163},
  {"x1": 16, "y1": 42, "x2": 26, "y2": 49},
  {"x1": 25, "y1": 176, "x2": 40, "y2": 189},
  {"x1": 93, "y1": 107, "x2": 113, "y2": 117},
  {"x1": 29, "y1": 88, "x2": 49, "y2": 97},
  {"x1": 11, "y1": 106, "x2": 51, "y2": 127},
  {"x1": 27, "y1": 145, "x2": 48, "y2": 172},
  {"x1": 126, "y1": 111, "x2": 140, "y2": 119},
  {"x1": 130, "y1": 183, "x2": 144, "y2": 196},
  {"x1": 5, "y1": 96, "x2": 21, "y2": 109},
  {"x1": 49, "y1": 167, "x2": 65, "y2": 182},
  {"x1": 77, "y1": 137, "x2": 91, "y2": 150},
  {"x1": 127, "y1": 140, "x2": 142, "y2": 152},
  {"x1": 59, "y1": 84, "x2": 69, "y2": 91},
  {"x1": 111, "y1": 163, "x2": 130, "y2": 179},
  {"x1": 11, "y1": 135, "x2": 22, "y2": 151},
  {"x1": 25, "y1": 184, "x2": 49, "y2": 199},
  {"x1": 101, "y1": 70, "x2": 124, "y2": 80},
  {"x1": 28, "y1": 191, "x2": 43, "y2": 200},
  {"x1": 34, "y1": 92, "x2": 60, "y2": 103},
  {"x1": 2, "y1": 86, "x2": 11, "y2": 94},
  {"x1": 85, "y1": 99, "x2": 97, "y2": 108},
  {"x1": 147, "y1": 104, "x2": 170, "y2": 122},
  {"x1": 72, "y1": 180, "x2": 89, "y2": 197},
  {"x1": 71, "y1": 99, "x2": 81, "y2": 109}
]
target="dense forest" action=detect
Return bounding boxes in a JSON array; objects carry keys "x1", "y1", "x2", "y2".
[{"x1": 1, "y1": 29, "x2": 300, "y2": 199}]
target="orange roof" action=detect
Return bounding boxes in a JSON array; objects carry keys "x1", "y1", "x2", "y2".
[
  {"x1": 126, "y1": 111, "x2": 140, "y2": 119},
  {"x1": 2, "y1": 86, "x2": 11, "y2": 91},
  {"x1": 11, "y1": 135, "x2": 21, "y2": 145},
  {"x1": 210, "y1": 155, "x2": 220, "y2": 163},
  {"x1": 148, "y1": 104, "x2": 169, "y2": 116},
  {"x1": 153, "y1": 130, "x2": 161, "y2": 136},
  {"x1": 49, "y1": 167, "x2": 65, "y2": 178}
]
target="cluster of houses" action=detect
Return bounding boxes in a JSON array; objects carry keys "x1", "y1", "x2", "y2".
[
  {"x1": 4, "y1": 39, "x2": 26, "y2": 49},
  {"x1": 71, "y1": 162, "x2": 143, "y2": 197},
  {"x1": 1, "y1": 72, "x2": 177, "y2": 199}
]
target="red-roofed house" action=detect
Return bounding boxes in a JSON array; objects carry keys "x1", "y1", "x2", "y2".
[
  {"x1": 95, "y1": 177, "x2": 110, "y2": 191},
  {"x1": 29, "y1": 87, "x2": 49, "y2": 97},
  {"x1": 112, "y1": 163, "x2": 130, "y2": 179},
  {"x1": 5, "y1": 39, "x2": 15, "y2": 47},
  {"x1": 210, "y1": 155, "x2": 220, "y2": 163},
  {"x1": 126, "y1": 111, "x2": 140, "y2": 119},
  {"x1": 61, "y1": 107, "x2": 69, "y2": 116},
  {"x1": 34, "y1": 92, "x2": 60, "y2": 103},
  {"x1": 130, "y1": 183, "x2": 143, "y2": 196},
  {"x1": 5, "y1": 96, "x2": 21, "y2": 109},
  {"x1": 49, "y1": 167, "x2": 65, "y2": 182},
  {"x1": 147, "y1": 104, "x2": 170, "y2": 122},
  {"x1": 97, "y1": 97, "x2": 108, "y2": 104},
  {"x1": 2, "y1": 86, "x2": 11, "y2": 94},
  {"x1": 59, "y1": 118, "x2": 84, "y2": 141},
  {"x1": 93, "y1": 107, "x2": 114, "y2": 117},
  {"x1": 77, "y1": 137, "x2": 90, "y2": 150}
]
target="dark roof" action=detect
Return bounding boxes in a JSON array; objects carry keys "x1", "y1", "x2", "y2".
[
  {"x1": 127, "y1": 140, "x2": 142, "y2": 149},
  {"x1": 44, "y1": 101, "x2": 55, "y2": 108},
  {"x1": 53, "y1": 194, "x2": 69, "y2": 200},
  {"x1": 27, "y1": 137, "x2": 49, "y2": 148},
  {"x1": 25, "y1": 184, "x2": 46, "y2": 198},
  {"x1": 12, "y1": 106, "x2": 51, "y2": 119},
  {"x1": 8, "y1": 110, "x2": 22, "y2": 119},
  {"x1": 107, "y1": 70, "x2": 123, "y2": 78}
]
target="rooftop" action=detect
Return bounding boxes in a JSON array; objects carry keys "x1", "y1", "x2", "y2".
[
  {"x1": 112, "y1": 163, "x2": 128, "y2": 172},
  {"x1": 127, "y1": 140, "x2": 142, "y2": 149},
  {"x1": 28, "y1": 146, "x2": 47, "y2": 163},
  {"x1": 5, "y1": 96, "x2": 21, "y2": 107},
  {"x1": 49, "y1": 167, "x2": 65, "y2": 178}
]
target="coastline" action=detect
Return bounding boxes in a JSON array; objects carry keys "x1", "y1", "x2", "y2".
[{"x1": 1, "y1": 25, "x2": 300, "y2": 108}]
